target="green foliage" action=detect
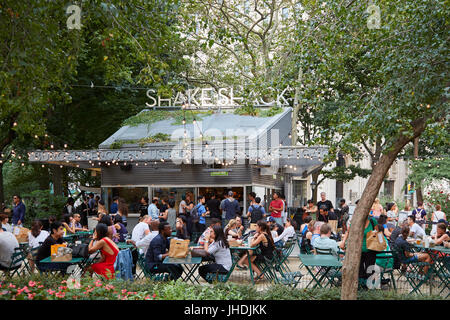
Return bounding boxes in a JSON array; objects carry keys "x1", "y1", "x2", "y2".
[
  {"x1": 21, "y1": 190, "x2": 66, "y2": 225},
  {"x1": 424, "y1": 189, "x2": 450, "y2": 217},
  {"x1": 321, "y1": 165, "x2": 372, "y2": 183},
  {"x1": 122, "y1": 110, "x2": 214, "y2": 127},
  {"x1": 0, "y1": 275, "x2": 444, "y2": 300},
  {"x1": 408, "y1": 158, "x2": 450, "y2": 187}
]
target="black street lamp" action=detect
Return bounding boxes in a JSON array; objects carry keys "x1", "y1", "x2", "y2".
[{"x1": 310, "y1": 181, "x2": 317, "y2": 201}]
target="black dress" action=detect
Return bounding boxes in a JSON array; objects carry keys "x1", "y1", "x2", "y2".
[{"x1": 255, "y1": 233, "x2": 274, "y2": 264}]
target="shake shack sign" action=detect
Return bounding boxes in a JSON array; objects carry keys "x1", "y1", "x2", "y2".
[{"x1": 146, "y1": 87, "x2": 292, "y2": 109}]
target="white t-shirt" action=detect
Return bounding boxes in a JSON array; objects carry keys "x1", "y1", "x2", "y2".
[
  {"x1": 0, "y1": 231, "x2": 19, "y2": 268},
  {"x1": 131, "y1": 222, "x2": 150, "y2": 243},
  {"x1": 410, "y1": 223, "x2": 426, "y2": 239},
  {"x1": 1, "y1": 223, "x2": 12, "y2": 233},
  {"x1": 136, "y1": 231, "x2": 159, "y2": 255},
  {"x1": 431, "y1": 210, "x2": 446, "y2": 235},
  {"x1": 28, "y1": 230, "x2": 49, "y2": 248},
  {"x1": 274, "y1": 225, "x2": 295, "y2": 243},
  {"x1": 179, "y1": 200, "x2": 186, "y2": 214}
]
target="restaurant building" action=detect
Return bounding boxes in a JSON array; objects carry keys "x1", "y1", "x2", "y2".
[{"x1": 29, "y1": 106, "x2": 328, "y2": 217}]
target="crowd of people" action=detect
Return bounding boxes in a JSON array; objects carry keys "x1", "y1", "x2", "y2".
[{"x1": 0, "y1": 190, "x2": 448, "y2": 287}]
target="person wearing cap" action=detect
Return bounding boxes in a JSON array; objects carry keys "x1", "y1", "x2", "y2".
[
  {"x1": 220, "y1": 191, "x2": 241, "y2": 227},
  {"x1": 269, "y1": 192, "x2": 284, "y2": 226},
  {"x1": 266, "y1": 216, "x2": 284, "y2": 239}
]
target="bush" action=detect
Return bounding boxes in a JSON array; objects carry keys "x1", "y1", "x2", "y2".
[{"x1": 0, "y1": 275, "x2": 445, "y2": 300}]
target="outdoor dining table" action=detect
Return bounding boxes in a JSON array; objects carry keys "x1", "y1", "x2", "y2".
[
  {"x1": 63, "y1": 230, "x2": 93, "y2": 243},
  {"x1": 298, "y1": 254, "x2": 343, "y2": 289},
  {"x1": 38, "y1": 256, "x2": 87, "y2": 277},
  {"x1": 116, "y1": 242, "x2": 135, "y2": 251},
  {"x1": 163, "y1": 256, "x2": 203, "y2": 284},
  {"x1": 229, "y1": 242, "x2": 259, "y2": 285}
]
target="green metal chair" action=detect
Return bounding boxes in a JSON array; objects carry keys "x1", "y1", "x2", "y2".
[
  {"x1": 0, "y1": 249, "x2": 28, "y2": 279},
  {"x1": 137, "y1": 253, "x2": 170, "y2": 281},
  {"x1": 393, "y1": 247, "x2": 432, "y2": 295},
  {"x1": 313, "y1": 247, "x2": 342, "y2": 287},
  {"x1": 375, "y1": 250, "x2": 397, "y2": 291}
]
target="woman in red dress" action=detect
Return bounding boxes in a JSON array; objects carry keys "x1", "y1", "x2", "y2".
[{"x1": 87, "y1": 223, "x2": 119, "y2": 279}]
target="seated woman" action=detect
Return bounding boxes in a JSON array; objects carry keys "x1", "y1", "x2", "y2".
[
  {"x1": 377, "y1": 214, "x2": 393, "y2": 239},
  {"x1": 198, "y1": 225, "x2": 232, "y2": 283},
  {"x1": 99, "y1": 214, "x2": 117, "y2": 241},
  {"x1": 224, "y1": 219, "x2": 239, "y2": 239},
  {"x1": 300, "y1": 218, "x2": 314, "y2": 254},
  {"x1": 86, "y1": 223, "x2": 119, "y2": 279},
  {"x1": 35, "y1": 221, "x2": 68, "y2": 274},
  {"x1": 432, "y1": 222, "x2": 450, "y2": 245},
  {"x1": 28, "y1": 220, "x2": 49, "y2": 272},
  {"x1": 113, "y1": 214, "x2": 128, "y2": 243},
  {"x1": 236, "y1": 221, "x2": 275, "y2": 280},
  {"x1": 175, "y1": 215, "x2": 189, "y2": 240},
  {"x1": 61, "y1": 214, "x2": 76, "y2": 235}
]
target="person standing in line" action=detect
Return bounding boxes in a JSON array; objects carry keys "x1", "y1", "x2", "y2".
[
  {"x1": 206, "y1": 193, "x2": 221, "y2": 221},
  {"x1": 247, "y1": 197, "x2": 266, "y2": 224},
  {"x1": 110, "y1": 196, "x2": 119, "y2": 214},
  {"x1": 148, "y1": 198, "x2": 160, "y2": 221},
  {"x1": 412, "y1": 202, "x2": 427, "y2": 231},
  {"x1": 269, "y1": 192, "x2": 284, "y2": 226},
  {"x1": 62, "y1": 197, "x2": 75, "y2": 215},
  {"x1": 139, "y1": 196, "x2": 149, "y2": 218},
  {"x1": 11, "y1": 194, "x2": 25, "y2": 226},
  {"x1": 430, "y1": 204, "x2": 446, "y2": 236},
  {"x1": 88, "y1": 193, "x2": 96, "y2": 216},
  {"x1": 370, "y1": 198, "x2": 384, "y2": 219},
  {"x1": 221, "y1": 191, "x2": 240, "y2": 227},
  {"x1": 280, "y1": 194, "x2": 287, "y2": 224},
  {"x1": 316, "y1": 192, "x2": 334, "y2": 213},
  {"x1": 77, "y1": 196, "x2": 89, "y2": 229},
  {"x1": 194, "y1": 195, "x2": 208, "y2": 234}
]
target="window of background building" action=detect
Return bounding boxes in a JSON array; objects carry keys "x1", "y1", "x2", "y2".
[
  {"x1": 108, "y1": 187, "x2": 148, "y2": 213},
  {"x1": 292, "y1": 179, "x2": 307, "y2": 207},
  {"x1": 383, "y1": 180, "x2": 395, "y2": 198}
]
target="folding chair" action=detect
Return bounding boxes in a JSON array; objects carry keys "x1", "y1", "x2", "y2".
[
  {"x1": 261, "y1": 249, "x2": 302, "y2": 288},
  {"x1": 136, "y1": 253, "x2": 169, "y2": 281},
  {"x1": 375, "y1": 251, "x2": 397, "y2": 291},
  {"x1": 313, "y1": 247, "x2": 342, "y2": 287},
  {"x1": 0, "y1": 249, "x2": 28, "y2": 279},
  {"x1": 393, "y1": 247, "x2": 432, "y2": 295}
]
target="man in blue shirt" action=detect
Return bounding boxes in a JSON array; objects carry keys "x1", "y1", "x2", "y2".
[
  {"x1": 313, "y1": 223, "x2": 340, "y2": 256},
  {"x1": 148, "y1": 198, "x2": 160, "y2": 221},
  {"x1": 110, "y1": 196, "x2": 119, "y2": 214},
  {"x1": 247, "y1": 197, "x2": 266, "y2": 223},
  {"x1": 220, "y1": 191, "x2": 241, "y2": 227},
  {"x1": 88, "y1": 193, "x2": 96, "y2": 216},
  {"x1": 194, "y1": 196, "x2": 208, "y2": 233},
  {"x1": 145, "y1": 222, "x2": 183, "y2": 280},
  {"x1": 11, "y1": 195, "x2": 25, "y2": 226}
]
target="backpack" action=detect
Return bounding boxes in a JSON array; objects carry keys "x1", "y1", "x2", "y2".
[
  {"x1": 250, "y1": 205, "x2": 264, "y2": 223},
  {"x1": 191, "y1": 205, "x2": 200, "y2": 223}
]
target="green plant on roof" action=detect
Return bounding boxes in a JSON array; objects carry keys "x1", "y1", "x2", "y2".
[
  {"x1": 122, "y1": 110, "x2": 214, "y2": 128},
  {"x1": 109, "y1": 133, "x2": 171, "y2": 149}
]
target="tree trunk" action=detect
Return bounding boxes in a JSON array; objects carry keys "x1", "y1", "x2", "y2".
[
  {"x1": 51, "y1": 165, "x2": 63, "y2": 196},
  {"x1": 413, "y1": 137, "x2": 423, "y2": 204},
  {"x1": 341, "y1": 119, "x2": 428, "y2": 300},
  {"x1": 0, "y1": 162, "x2": 4, "y2": 207},
  {"x1": 291, "y1": 55, "x2": 303, "y2": 145}
]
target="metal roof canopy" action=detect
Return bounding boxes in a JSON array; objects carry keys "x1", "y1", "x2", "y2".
[{"x1": 29, "y1": 107, "x2": 328, "y2": 173}]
